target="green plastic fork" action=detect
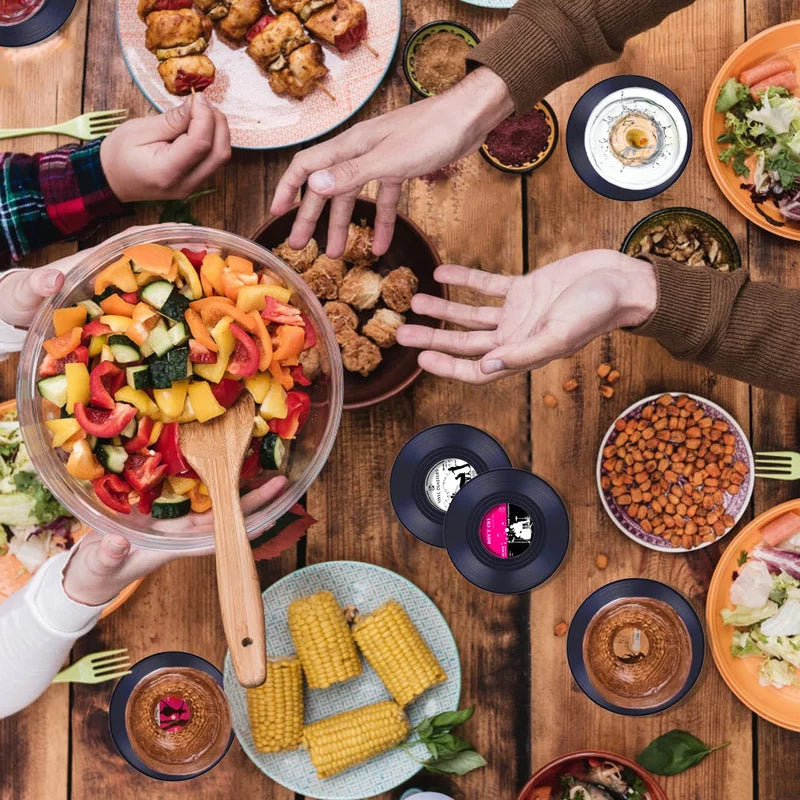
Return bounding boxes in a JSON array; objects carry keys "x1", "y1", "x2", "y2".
[
  {"x1": 52, "y1": 648, "x2": 131, "y2": 684},
  {"x1": 0, "y1": 110, "x2": 128, "y2": 142},
  {"x1": 754, "y1": 451, "x2": 800, "y2": 480}
]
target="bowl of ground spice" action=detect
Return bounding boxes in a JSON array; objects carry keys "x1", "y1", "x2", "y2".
[
  {"x1": 403, "y1": 20, "x2": 478, "y2": 97},
  {"x1": 480, "y1": 100, "x2": 559, "y2": 174}
]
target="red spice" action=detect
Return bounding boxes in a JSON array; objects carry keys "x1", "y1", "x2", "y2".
[
  {"x1": 0, "y1": 0, "x2": 43, "y2": 24},
  {"x1": 485, "y1": 108, "x2": 551, "y2": 166},
  {"x1": 422, "y1": 161, "x2": 461, "y2": 184}
]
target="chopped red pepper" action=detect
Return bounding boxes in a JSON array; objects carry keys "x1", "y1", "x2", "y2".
[
  {"x1": 241, "y1": 440, "x2": 262, "y2": 479},
  {"x1": 246, "y1": 13, "x2": 277, "y2": 40},
  {"x1": 39, "y1": 346, "x2": 88, "y2": 378},
  {"x1": 189, "y1": 339, "x2": 218, "y2": 364},
  {"x1": 210, "y1": 378, "x2": 244, "y2": 408},
  {"x1": 153, "y1": 0, "x2": 191, "y2": 9},
  {"x1": 154, "y1": 422, "x2": 195, "y2": 476},
  {"x1": 335, "y1": 17, "x2": 366, "y2": 52},
  {"x1": 268, "y1": 390, "x2": 310, "y2": 439},
  {"x1": 290, "y1": 365, "x2": 311, "y2": 387},
  {"x1": 92, "y1": 473, "x2": 132, "y2": 514},
  {"x1": 74, "y1": 402, "x2": 137, "y2": 438},
  {"x1": 123, "y1": 451, "x2": 167, "y2": 493},
  {"x1": 262, "y1": 296, "x2": 304, "y2": 325},
  {"x1": 121, "y1": 291, "x2": 139, "y2": 304},
  {"x1": 123, "y1": 416, "x2": 154, "y2": 453},
  {"x1": 175, "y1": 70, "x2": 214, "y2": 93},
  {"x1": 180, "y1": 248, "x2": 207, "y2": 269},
  {"x1": 227, "y1": 323, "x2": 260, "y2": 378},
  {"x1": 300, "y1": 313, "x2": 317, "y2": 350},
  {"x1": 137, "y1": 488, "x2": 158, "y2": 515},
  {"x1": 81, "y1": 320, "x2": 112, "y2": 343},
  {"x1": 89, "y1": 361, "x2": 125, "y2": 410}
]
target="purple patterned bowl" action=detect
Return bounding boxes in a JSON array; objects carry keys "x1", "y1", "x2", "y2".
[{"x1": 596, "y1": 392, "x2": 754, "y2": 553}]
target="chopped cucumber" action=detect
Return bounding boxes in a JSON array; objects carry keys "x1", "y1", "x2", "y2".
[
  {"x1": 95, "y1": 444, "x2": 128, "y2": 474},
  {"x1": 126, "y1": 365, "x2": 152, "y2": 390},
  {"x1": 259, "y1": 433, "x2": 286, "y2": 470},
  {"x1": 149, "y1": 361, "x2": 173, "y2": 390},
  {"x1": 160, "y1": 290, "x2": 190, "y2": 322},
  {"x1": 91, "y1": 286, "x2": 117, "y2": 304},
  {"x1": 168, "y1": 322, "x2": 189, "y2": 347},
  {"x1": 140, "y1": 280, "x2": 174, "y2": 310},
  {"x1": 121, "y1": 417, "x2": 138, "y2": 439},
  {"x1": 108, "y1": 334, "x2": 141, "y2": 364},
  {"x1": 151, "y1": 494, "x2": 191, "y2": 519},
  {"x1": 77, "y1": 299, "x2": 104, "y2": 319},
  {"x1": 166, "y1": 345, "x2": 190, "y2": 381},
  {"x1": 145, "y1": 321, "x2": 173, "y2": 358},
  {"x1": 37, "y1": 375, "x2": 69, "y2": 408}
]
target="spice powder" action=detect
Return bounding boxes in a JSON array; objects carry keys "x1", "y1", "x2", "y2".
[{"x1": 414, "y1": 31, "x2": 471, "y2": 95}]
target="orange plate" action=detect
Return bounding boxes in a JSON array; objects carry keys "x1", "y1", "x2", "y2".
[
  {"x1": 702, "y1": 20, "x2": 800, "y2": 241},
  {"x1": 706, "y1": 497, "x2": 800, "y2": 731},
  {"x1": 0, "y1": 399, "x2": 142, "y2": 619}
]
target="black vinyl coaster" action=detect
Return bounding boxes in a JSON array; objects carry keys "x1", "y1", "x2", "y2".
[
  {"x1": 389, "y1": 423, "x2": 512, "y2": 548},
  {"x1": 0, "y1": 0, "x2": 78, "y2": 47},
  {"x1": 442, "y1": 468, "x2": 569, "y2": 594}
]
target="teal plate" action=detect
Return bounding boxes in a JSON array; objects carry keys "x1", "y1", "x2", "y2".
[{"x1": 223, "y1": 561, "x2": 461, "y2": 800}]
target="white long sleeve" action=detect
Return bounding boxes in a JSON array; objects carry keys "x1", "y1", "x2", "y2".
[
  {"x1": 0, "y1": 551, "x2": 110, "y2": 718},
  {"x1": 0, "y1": 268, "x2": 28, "y2": 359}
]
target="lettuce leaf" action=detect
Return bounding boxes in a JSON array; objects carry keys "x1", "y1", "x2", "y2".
[
  {"x1": 759, "y1": 658, "x2": 798, "y2": 688},
  {"x1": 722, "y1": 601, "x2": 779, "y2": 626}
]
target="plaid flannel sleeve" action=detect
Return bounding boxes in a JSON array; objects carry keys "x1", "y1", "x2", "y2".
[{"x1": 0, "y1": 139, "x2": 126, "y2": 263}]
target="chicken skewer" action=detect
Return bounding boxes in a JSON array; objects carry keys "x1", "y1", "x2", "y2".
[
  {"x1": 304, "y1": 0, "x2": 376, "y2": 56},
  {"x1": 216, "y1": 0, "x2": 264, "y2": 43}
]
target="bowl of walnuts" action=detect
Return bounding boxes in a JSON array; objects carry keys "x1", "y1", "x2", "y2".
[{"x1": 255, "y1": 197, "x2": 444, "y2": 409}]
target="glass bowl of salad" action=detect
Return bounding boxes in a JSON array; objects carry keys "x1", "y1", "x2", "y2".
[{"x1": 16, "y1": 225, "x2": 343, "y2": 552}]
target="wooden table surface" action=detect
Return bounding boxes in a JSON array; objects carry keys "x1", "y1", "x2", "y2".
[{"x1": 2, "y1": 0, "x2": 800, "y2": 797}]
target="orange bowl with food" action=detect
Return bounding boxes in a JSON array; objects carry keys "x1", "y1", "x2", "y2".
[{"x1": 16, "y1": 225, "x2": 343, "y2": 552}]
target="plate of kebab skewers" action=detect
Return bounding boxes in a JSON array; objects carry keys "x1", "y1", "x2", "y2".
[{"x1": 117, "y1": 0, "x2": 400, "y2": 149}]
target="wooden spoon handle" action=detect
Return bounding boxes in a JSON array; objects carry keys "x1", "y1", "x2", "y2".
[{"x1": 206, "y1": 461, "x2": 266, "y2": 688}]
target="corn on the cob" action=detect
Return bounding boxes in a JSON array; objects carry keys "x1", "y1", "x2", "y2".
[
  {"x1": 246, "y1": 656, "x2": 304, "y2": 752},
  {"x1": 288, "y1": 591, "x2": 362, "y2": 689},
  {"x1": 352, "y1": 600, "x2": 446, "y2": 706},
  {"x1": 302, "y1": 701, "x2": 410, "y2": 778}
]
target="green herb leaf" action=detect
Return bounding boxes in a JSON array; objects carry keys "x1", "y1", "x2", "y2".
[
  {"x1": 426, "y1": 707, "x2": 475, "y2": 731},
  {"x1": 142, "y1": 188, "x2": 218, "y2": 227},
  {"x1": 636, "y1": 729, "x2": 730, "y2": 776},
  {"x1": 737, "y1": 549, "x2": 749, "y2": 566},
  {"x1": 423, "y1": 749, "x2": 487, "y2": 776}
]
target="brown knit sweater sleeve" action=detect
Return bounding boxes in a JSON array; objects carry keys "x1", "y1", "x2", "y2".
[
  {"x1": 631, "y1": 258, "x2": 800, "y2": 396},
  {"x1": 469, "y1": 0, "x2": 694, "y2": 112}
]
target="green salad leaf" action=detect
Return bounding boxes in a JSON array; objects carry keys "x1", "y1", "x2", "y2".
[
  {"x1": 139, "y1": 188, "x2": 218, "y2": 226},
  {"x1": 636, "y1": 730, "x2": 729, "y2": 776},
  {"x1": 716, "y1": 78, "x2": 751, "y2": 114},
  {"x1": 721, "y1": 601, "x2": 778, "y2": 626}
]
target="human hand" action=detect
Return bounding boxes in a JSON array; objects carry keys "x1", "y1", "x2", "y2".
[
  {"x1": 270, "y1": 67, "x2": 514, "y2": 258},
  {"x1": 100, "y1": 93, "x2": 231, "y2": 203},
  {"x1": 396, "y1": 250, "x2": 658, "y2": 384}
]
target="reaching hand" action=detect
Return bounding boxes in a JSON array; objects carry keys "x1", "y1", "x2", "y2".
[
  {"x1": 100, "y1": 93, "x2": 231, "y2": 202},
  {"x1": 270, "y1": 67, "x2": 514, "y2": 258},
  {"x1": 396, "y1": 250, "x2": 658, "y2": 384}
]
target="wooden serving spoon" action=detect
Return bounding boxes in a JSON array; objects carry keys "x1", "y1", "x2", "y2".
[{"x1": 179, "y1": 392, "x2": 266, "y2": 688}]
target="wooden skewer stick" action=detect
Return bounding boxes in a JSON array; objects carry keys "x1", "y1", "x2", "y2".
[
  {"x1": 319, "y1": 83, "x2": 336, "y2": 102},
  {"x1": 361, "y1": 40, "x2": 378, "y2": 58}
]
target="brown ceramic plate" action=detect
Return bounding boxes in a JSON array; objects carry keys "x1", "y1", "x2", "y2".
[{"x1": 254, "y1": 198, "x2": 444, "y2": 410}]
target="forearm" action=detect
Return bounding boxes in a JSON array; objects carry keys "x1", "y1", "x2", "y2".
[
  {"x1": 0, "y1": 552, "x2": 106, "y2": 718},
  {"x1": 0, "y1": 140, "x2": 126, "y2": 262},
  {"x1": 469, "y1": 0, "x2": 694, "y2": 113},
  {"x1": 632, "y1": 258, "x2": 800, "y2": 397}
]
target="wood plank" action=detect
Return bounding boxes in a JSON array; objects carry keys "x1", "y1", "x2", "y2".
[
  {"x1": 744, "y1": 2, "x2": 800, "y2": 798},
  {"x1": 525, "y1": 2, "x2": 754, "y2": 798},
  {"x1": 0, "y1": 4, "x2": 90, "y2": 798},
  {"x1": 304, "y1": 3, "x2": 529, "y2": 798}
]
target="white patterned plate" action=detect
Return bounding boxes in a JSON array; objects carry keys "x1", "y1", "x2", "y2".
[
  {"x1": 223, "y1": 561, "x2": 461, "y2": 799},
  {"x1": 116, "y1": 0, "x2": 401, "y2": 149},
  {"x1": 458, "y1": 0, "x2": 513, "y2": 7}
]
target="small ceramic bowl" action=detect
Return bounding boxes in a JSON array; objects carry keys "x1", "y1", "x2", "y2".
[
  {"x1": 517, "y1": 750, "x2": 668, "y2": 800},
  {"x1": 622, "y1": 206, "x2": 742, "y2": 271},
  {"x1": 402, "y1": 20, "x2": 479, "y2": 98},
  {"x1": 480, "y1": 100, "x2": 559, "y2": 174}
]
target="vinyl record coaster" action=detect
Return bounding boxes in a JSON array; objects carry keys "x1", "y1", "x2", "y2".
[
  {"x1": 566, "y1": 75, "x2": 692, "y2": 201},
  {"x1": 567, "y1": 579, "x2": 704, "y2": 716},
  {"x1": 390, "y1": 424, "x2": 512, "y2": 547},
  {"x1": 109, "y1": 651, "x2": 234, "y2": 781},
  {"x1": 0, "y1": 0, "x2": 78, "y2": 47},
  {"x1": 442, "y1": 468, "x2": 569, "y2": 594}
]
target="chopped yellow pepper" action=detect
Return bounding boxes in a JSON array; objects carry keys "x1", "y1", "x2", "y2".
[
  {"x1": 167, "y1": 475, "x2": 198, "y2": 495},
  {"x1": 173, "y1": 250, "x2": 203, "y2": 300},
  {"x1": 244, "y1": 372, "x2": 272, "y2": 404},
  {"x1": 88, "y1": 335, "x2": 107, "y2": 358},
  {"x1": 235, "y1": 284, "x2": 293, "y2": 313},
  {"x1": 65, "y1": 362, "x2": 90, "y2": 414},
  {"x1": 93, "y1": 256, "x2": 138, "y2": 295},
  {"x1": 259, "y1": 381, "x2": 288, "y2": 421},
  {"x1": 193, "y1": 316, "x2": 235, "y2": 383},
  {"x1": 187, "y1": 381, "x2": 226, "y2": 423},
  {"x1": 153, "y1": 380, "x2": 189, "y2": 420},
  {"x1": 99, "y1": 314, "x2": 132, "y2": 333},
  {"x1": 115, "y1": 386, "x2": 159, "y2": 417},
  {"x1": 45, "y1": 417, "x2": 82, "y2": 448},
  {"x1": 148, "y1": 420, "x2": 164, "y2": 446}
]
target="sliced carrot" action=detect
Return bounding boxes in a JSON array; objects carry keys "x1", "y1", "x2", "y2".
[
  {"x1": 43, "y1": 327, "x2": 82, "y2": 359},
  {"x1": 249, "y1": 309, "x2": 272, "y2": 371},
  {"x1": 751, "y1": 70, "x2": 798, "y2": 99},
  {"x1": 190, "y1": 296, "x2": 234, "y2": 310},
  {"x1": 185, "y1": 308, "x2": 219, "y2": 352},
  {"x1": 94, "y1": 256, "x2": 138, "y2": 295},
  {"x1": 53, "y1": 306, "x2": 87, "y2": 337},
  {"x1": 100, "y1": 293, "x2": 137, "y2": 318},
  {"x1": 272, "y1": 325, "x2": 305, "y2": 365},
  {"x1": 740, "y1": 56, "x2": 793, "y2": 87},
  {"x1": 226, "y1": 255, "x2": 254, "y2": 274},
  {"x1": 201, "y1": 253, "x2": 226, "y2": 296}
]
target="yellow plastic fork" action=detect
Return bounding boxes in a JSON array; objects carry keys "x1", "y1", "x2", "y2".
[
  {"x1": 52, "y1": 648, "x2": 131, "y2": 684},
  {"x1": 754, "y1": 450, "x2": 800, "y2": 481},
  {"x1": 0, "y1": 110, "x2": 128, "y2": 142}
]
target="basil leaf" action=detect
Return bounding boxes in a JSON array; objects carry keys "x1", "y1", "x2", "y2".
[
  {"x1": 415, "y1": 718, "x2": 433, "y2": 740},
  {"x1": 427, "y1": 707, "x2": 474, "y2": 731},
  {"x1": 428, "y1": 733, "x2": 473, "y2": 754},
  {"x1": 636, "y1": 730, "x2": 730, "y2": 776},
  {"x1": 424, "y1": 750, "x2": 486, "y2": 776}
]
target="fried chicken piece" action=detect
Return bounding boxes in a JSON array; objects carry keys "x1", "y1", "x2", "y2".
[
  {"x1": 194, "y1": 0, "x2": 229, "y2": 20},
  {"x1": 342, "y1": 223, "x2": 377, "y2": 267},
  {"x1": 340, "y1": 332, "x2": 382, "y2": 377},
  {"x1": 158, "y1": 55, "x2": 216, "y2": 95},
  {"x1": 381, "y1": 266, "x2": 418, "y2": 313},
  {"x1": 338, "y1": 266, "x2": 382, "y2": 310},
  {"x1": 246, "y1": 11, "x2": 308, "y2": 69},
  {"x1": 362, "y1": 308, "x2": 405, "y2": 348},
  {"x1": 323, "y1": 301, "x2": 358, "y2": 344},
  {"x1": 145, "y1": 8, "x2": 212, "y2": 55},
  {"x1": 268, "y1": 42, "x2": 328, "y2": 99},
  {"x1": 272, "y1": 238, "x2": 318, "y2": 273},
  {"x1": 306, "y1": 0, "x2": 366, "y2": 51},
  {"x1": 137, "y1": 0, "x2": 191, "y2": 22},
  {"x1": 298, "y1": 344, "x2": 322, "y2": 381},
  {"x1": 217, "y1": 0, "x2": 263, "y2": 43},
  {"x1": 272, "y1": 0, "x2": 330, "y2": 21},
  {"x1": 302, "y1": 255, "x2": 345, "y2": 300}
]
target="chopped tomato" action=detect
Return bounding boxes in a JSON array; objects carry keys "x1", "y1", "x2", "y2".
[
  {"x1": 153, "y1": 0, "x2": 191, "y2": 9},
  {"x1": 89, "y1": 361, "x2": 125, "y2": 410},
  {"x1": 227, "y1": 323, "x2": 260, "y2": 378},
  {"x1": 137, "y1": 488, "x2": 158, "y2": 515},
  {"x1": 43, "y1": 327, "x2": 82, "y2": 359},
  {"x1": 123, "y1": 416, "x2": 155, "y2": 453},
  {"x1": 74, "y1": 402, "x2": 137, "y2": 437},
  {"x1": 268, "y1": 390, "x2": 310, "y2": 439},
  {"x1": 335, "y1": 17, "x2": 366, "y2": 52},
  {"x1": 175, "y1": 70, "x2": 214, "y2": 93},
  {"x1": 290, "y1": 365, "x2": 311, "y2": 386},
  {"x1": 246, "y1": 13, "x2": 277, "y2": 41},
  {"x1": 154, "y1": 422, "x2": 194, "y2": 476},
  {"x1": 180, "y1": 248, "x2": 207, "y2": 269},
  {"x1": 92, "y1": 473, "x2": 132, "y2": 514},
  {"x1": 210, "y1": 378, "x2": 243, "y2": 408},
  {"x1": 262, "y1": 296, "x2": 304, "y2": 325},
  {"x1": 189, "y1": 339, "x2": 218, "y2": 364},
  {"x1": 121, "y1": 291, "x2": 139, "y2": 304},
  {"x1": 123, "y1": 451, "x2": 167, "y2": 493},
  {"x1": 39, "y1": 346, "x2": 88, "y2": 378},
  {"x1": 81, "y1": 320, "x2": 112, "y2": 342}
]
